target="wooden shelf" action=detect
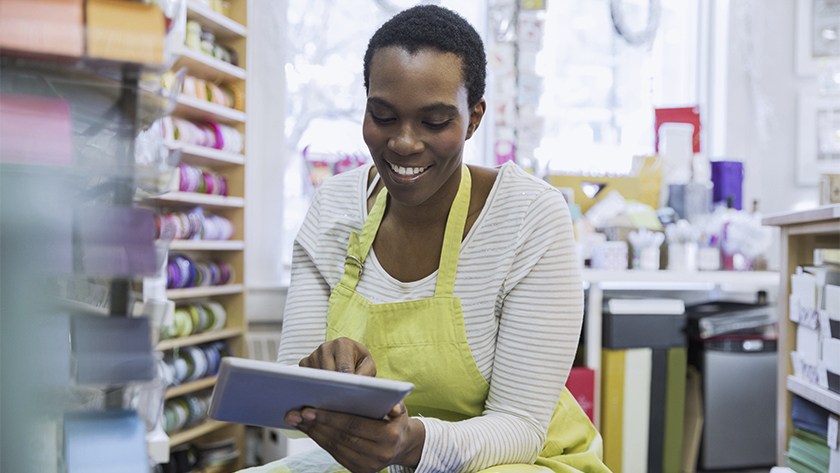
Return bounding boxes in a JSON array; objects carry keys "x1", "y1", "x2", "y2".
[
  {"x1": 173, "y1": 47, "x2": 246, "y2": 82},
  {"x1": 167, "y1": 141, "x2": 245, "y2": 167},
  {"x1": 762, "y1": 204, "x2": 840, "y2": 227},
  {"x1": 156, "y1": 328, "x2": 242, "y2": 351},
  {"x1": 166, "y1": 284, "x2": 244, "y2": 300},
  {"x1": 186, "y1": 1, "x2": 247, "y2": 39},
  {"x1": 787, "y1": 375, "x2": 840, "y2": 415},
  {"x1": 169, "y1": 420, "x2": 229, "y2": 447},
  {"x1": 174, "y1": 95, "x2": 246, "y2": 125},
  {"x1": 151, "y1": 192, "x2": 244, "y2": 209},
  {"x1": 167, "y1": 240, "x2": 244, "y2": 251},
  {"x1": 166, "y1": 376, "x2": 218, "y2": 399}
]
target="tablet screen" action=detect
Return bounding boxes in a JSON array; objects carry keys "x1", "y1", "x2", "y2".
[{"x1": 208, "y1": 357, "x2": 414, "y2": 430}]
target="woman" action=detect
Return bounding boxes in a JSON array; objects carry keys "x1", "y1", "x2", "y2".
[{"x1": 247, "y1": 5, "x2": 608, "y2": 473}]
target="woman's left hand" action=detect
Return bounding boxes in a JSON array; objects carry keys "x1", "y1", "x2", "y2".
[{"x1": 285, "y1": 401, "x2": 425, "y2": 473}]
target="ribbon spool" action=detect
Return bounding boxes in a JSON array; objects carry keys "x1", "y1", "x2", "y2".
[
  {"x1": 167, "y1": 255, "x2": 233, "y2": 288},
  {"x1": 163, "y1": 397, "x2": 190, "y2": 434},
  {"x1": 164, "y1": 116, "x2": 243, "y2": 154},
  {"x1": 203, "y1": 301, "x2": 227, "y2": 331},
  {"x1": 163, "y1": 341, "x2": 230, "y2": 386},
  {"x1": 164, "y1": 390, "x2": 213, "y2": 433},
  {"x1": 177, "y1": 163, "x2": 228, "y2": 196},
  {"x1": 156, "y1": 208, "x2": 234, "y2": 241},
  {"x1": 161, "y1": 302, "x2": 226, "y2": 340}
]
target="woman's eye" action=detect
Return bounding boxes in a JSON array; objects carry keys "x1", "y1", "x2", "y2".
[
  {"x1": 370, "y1": 114, "x2": 395, "y2": 124},
  {"x1": 424, "y1": 120, "x2": 451, "y2": 130}
]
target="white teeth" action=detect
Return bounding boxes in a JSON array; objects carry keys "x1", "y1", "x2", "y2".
[{"x1": 390, "y1": 163, "x2": 428, "y2": 176}]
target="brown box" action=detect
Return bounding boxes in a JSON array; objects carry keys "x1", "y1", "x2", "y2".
[
  {"x1": 546, "y1": 155, "x2": 662, "y2": 213},
  {"x1": 86, "y1": 0, "x2": 166, "y2": 64}
]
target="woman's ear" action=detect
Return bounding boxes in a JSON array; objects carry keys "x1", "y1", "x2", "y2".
[{"x1": 465, "y1": 98, "x2": 487, "y2": 140}]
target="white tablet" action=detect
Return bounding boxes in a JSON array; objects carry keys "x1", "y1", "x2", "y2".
[{"x1": 208, "y1": 357, "x2": 415, "y2": 430}]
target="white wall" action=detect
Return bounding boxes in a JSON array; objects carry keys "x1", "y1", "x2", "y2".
[
  {"x1": 723, "y1": 0, "x2": 819, "y2": 215},
  {"x1": 245, "y1": 0, "x2": 289, "y2": 322}
]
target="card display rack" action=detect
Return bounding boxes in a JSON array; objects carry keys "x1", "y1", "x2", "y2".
[{"x1": 0, "y1": 2, "x2": 188, "y2": 472}]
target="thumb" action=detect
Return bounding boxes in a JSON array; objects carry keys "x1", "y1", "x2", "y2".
[{"x1": 386, "y1": 402, "x2": 406, "y2": 419}]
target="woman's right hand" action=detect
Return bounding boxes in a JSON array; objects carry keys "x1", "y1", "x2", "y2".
[{"x1": 299, "y1": 337, "x2": 377, "y2": 377}]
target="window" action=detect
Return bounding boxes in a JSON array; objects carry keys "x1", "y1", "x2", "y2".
[
  {"x1": 533, "y1": 0, "x2": 699, "y2": 175},
  {"x1": 280, "y1": 0, "x2": 486, "y2": 282}
]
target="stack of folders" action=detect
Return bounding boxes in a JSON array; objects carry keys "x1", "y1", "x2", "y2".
[
  {"x1": 790, "y1": 265, "x2": 840, "y2": 394},
  {"x1": 601, "y1": 298, "x2": 687, "y2": 473},
  {"x1": 787, "y1": 396, "x2": 838, "y2": 473}
]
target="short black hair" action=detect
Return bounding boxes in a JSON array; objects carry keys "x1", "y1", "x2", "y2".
[{"x1": 363, "y1": 5, "x2": 486, "y2": 109}]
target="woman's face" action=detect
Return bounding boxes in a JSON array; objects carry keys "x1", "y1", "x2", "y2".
[{"x1": 363, "y1": 46, "x2": 485, "y2": 208}]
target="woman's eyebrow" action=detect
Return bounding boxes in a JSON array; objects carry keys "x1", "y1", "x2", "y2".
[
  {"x1": 367, "y1": 97, "x2": 395, "y2": 109},
  {"x1": 419, "y1": 103, "x2": 459, "y2": 114},
  {"x1": 367, "y1": 97, "x2": 458, "y2": 114}
]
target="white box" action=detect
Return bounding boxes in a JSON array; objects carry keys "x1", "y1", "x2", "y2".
[
  {"x1": 823, "y1": 338, "x2": 840, "y2": 375},
  {"x1": 797, "y1": 324, "x2": 822, "y2": 365}
]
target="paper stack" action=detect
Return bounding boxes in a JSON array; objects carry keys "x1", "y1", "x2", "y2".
[
  {"x1": 789, "y1": 266, "x2": 840, "y2": 393},
  {"x1": 787, "y1": 396, "x2": 836, "y2": 473}
]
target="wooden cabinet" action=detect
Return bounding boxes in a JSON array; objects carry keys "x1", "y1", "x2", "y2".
[{"x1": 763, "y1": 204, "x2": 840, "y2": 465}]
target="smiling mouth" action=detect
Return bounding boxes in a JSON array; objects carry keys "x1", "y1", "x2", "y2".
[{"x1": 389, "y1": 162, "x2": 429, "y2": 177}]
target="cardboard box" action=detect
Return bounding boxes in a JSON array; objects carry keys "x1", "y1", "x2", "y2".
[
  {"x1": 86, "y1": 0, "x2": 166, "y2": 64},
  {"x1": 546, "y1": 155, "x2": 662, "y2": 214}
]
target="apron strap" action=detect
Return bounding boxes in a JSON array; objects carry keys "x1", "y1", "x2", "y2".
[
  {"x1": 435, "y1": 164, "x2": 471, "y2": 297},
  {"x1": 339, "y1": 186, "x2": 387, "y2": 289},
  {"x1": 339, "y1": 164, "x2": 471, "y2": 295}
]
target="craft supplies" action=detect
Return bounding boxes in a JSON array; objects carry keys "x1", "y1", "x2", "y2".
[{"x1": 628, "y1": 228, "x2": 665, "y2": 271}]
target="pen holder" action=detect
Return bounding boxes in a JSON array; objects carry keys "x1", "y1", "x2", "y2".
[
  {"x1": 667, "y1": 242, "x2": 698, "y2": 272},
  {"x1": 632, "y1": 247, "x2": 660, "y2": 270},
  {"x1": 698, "y1": 247, "x2": 721, "y2": 271}
]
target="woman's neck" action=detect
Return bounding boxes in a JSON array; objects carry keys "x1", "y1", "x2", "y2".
[{"x1": 368, "y1": 164, "x2": 463, "y2": 229}]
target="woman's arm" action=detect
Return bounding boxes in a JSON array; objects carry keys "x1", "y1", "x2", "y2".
[
  {"x1": 276, "y1": 240, "x2": 332, "y2": 365},
  {"x1": 401, "y1": 188, "x2": 584, "y2": 473}
]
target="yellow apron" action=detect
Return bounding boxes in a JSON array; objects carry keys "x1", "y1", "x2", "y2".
[{"x1": 241, "y1": 166, "x2": 609, "y2": 473}]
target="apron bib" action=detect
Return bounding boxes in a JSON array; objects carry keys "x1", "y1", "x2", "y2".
[{"x1": 240, "y1": 165, "x2": 609, "y2": 473}]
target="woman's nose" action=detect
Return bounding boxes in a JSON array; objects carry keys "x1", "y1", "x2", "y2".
[{"x1": 387, "y1": 125, "x2": 424, "y2": 156}]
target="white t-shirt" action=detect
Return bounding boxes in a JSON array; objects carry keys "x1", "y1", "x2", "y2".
[{"x1": 278, "y1": 161, "x2": 584, "y2": 473}]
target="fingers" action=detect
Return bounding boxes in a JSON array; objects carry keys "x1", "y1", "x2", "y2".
[
  {"x1": 355, "y1": 350, "x2": 377, "y2": 377},
  {"x1": 289, "y1": 409, "x2": 397, "y2": 473},
  {"x1": 333, "y1": 342, "x2": 357, "y2": 373},
  {"x1": 299, "y1": 338, "x2": 377, "y2": 376}
]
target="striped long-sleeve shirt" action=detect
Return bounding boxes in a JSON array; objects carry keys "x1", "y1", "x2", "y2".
[{"x1": 277, "y1": 161, "x2": 584, "y2": 473}]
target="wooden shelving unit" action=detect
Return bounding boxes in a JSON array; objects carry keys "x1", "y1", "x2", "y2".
[
  {"x1": 168, "y1": 240, "x2": 245, "y2": 251},
  {"x1": 763, "y1": 204, "x2": 840, "y2": 465},
  {"x1": 174, "y1": 94, "x2": 246, "y2": 124},
  {"x1": 166, "y1": 377, "x2": 218, "y2": 399},
  {"x1": 151, "y1": 192, "x2": 244, "y2": 209},
  {"x1": 156, "y1": 328, "x2": 243, "y2": 351},
  {"x1": 158, "y1": 1, "x2": 249, "y2": 469},
  {"x1": 166, "y1": 284, "x2": 245, "y2": 300},
  {"x1": 167, "y1": 141, "x2": 246, "y2": 167},
  {"x1": 185, "y1": 1, "x2": 247, "y2": 38},
  {"x1": 173, "y1": 47, "x2": 246, "y2": 82},
  {"x1": 169, "y1": 420, "x2": 230, "y2": 447}
]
